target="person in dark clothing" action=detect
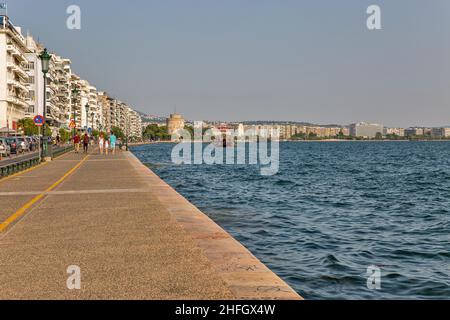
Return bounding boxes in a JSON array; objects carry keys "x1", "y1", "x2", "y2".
[
  {"x1": 83, "y1": 134, "x2": 90, "y2": 153},
  {"x1": 73, "y1": 133, "x2": 81, "y2": 153}
]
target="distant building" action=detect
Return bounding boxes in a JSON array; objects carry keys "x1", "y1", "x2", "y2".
[
  {"x1": 384, "y1": 128, "x2": 405, "y2": 137},
  {"x1": 349, "y1": 122, "x2": 384, "y2": 138},
  {"x1": 431, "y1": 127, "x2": 450, "y2": 138},
  {"x1": 167, "y1": 113, "x2": 185, "y2": 137},
  {"x1": 405, "y1": 127, "x2": 434, "y2": 137}
]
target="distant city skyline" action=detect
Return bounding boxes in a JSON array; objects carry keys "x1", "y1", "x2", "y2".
[
  {"x1": 143, "y1": 112, "x2": 448, "y2": 129},
  {"x1": 8, "y1": 0, "x2": 450, "y2": 127}
]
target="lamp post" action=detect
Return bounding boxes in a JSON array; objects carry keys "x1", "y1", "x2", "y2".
[
  {"x1": 39, "y1": 48, "x2": 51, "y2": 159},
  {"x1": 71, "y1": 87, "x2": 79, "y2": 137},
  {"x1": 125, "y1": 119, "x2": 129, "y2": 151},
  {"x1": 91, "y1": 112, "x2": 95, "y2": 132},
  {"x1": 85, "y1": 104, "x2": 89, "y2": 132}
]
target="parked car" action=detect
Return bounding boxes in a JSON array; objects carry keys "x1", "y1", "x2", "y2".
[
  {"x1": 5, "y1": 137, "x2": 24, "y2": 155},
  {"x1": 0, "y1": 138, "x2": 11, "y2": 157},
  {"x1": 17, "y1": 137, "x2": 30, "y2": 152}
]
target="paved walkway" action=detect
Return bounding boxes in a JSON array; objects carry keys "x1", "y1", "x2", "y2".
[{"x1": 0, "y1": 149, "x2": 301, "y2": 300}]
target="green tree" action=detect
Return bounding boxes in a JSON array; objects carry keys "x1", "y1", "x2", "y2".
[
  {"x1": 143, "y1": 124, "x2": 170, "y2": 141},
  {"x1": 17, "y1": 118, "x2": 52, "y2": 136},
  {"x1": 111, "y1": 126, "x2": 125, "y2": 140},
  {"x1": 58, "y1": 128, "x2": 71, "y2": 143}
]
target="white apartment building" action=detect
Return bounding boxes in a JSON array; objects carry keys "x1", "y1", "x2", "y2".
[
  {"x1": 349, "y1": 122, "x2": 384, "y2": 138},
  {"x1": 70, "y1": 73, "x2": 82, "y2": 129},
  {"x1": 128, "y1": 108, "x2": 142, "y2": 138},
  {"x1": 87, "y1": 85, "x2": 101, "y2": 130},
  {"x1": 1, "y1": 14, "x2": 143, "y2": 139},
  {"x1": 0, "y1": 16, "x2": 30, "y2": 132},
  {"x1": 55, "y1": 56, "x2": 72, "y2": 130},
  {"x1": 97, "y1": 91, "x2": 109, "y2": 132},
  {"x1": 79, "y1": 79, "x2": 90, "y2": 129},
  {"x1": 384, "y1": 127, "x2": 405, "y2": 137},
  {"x1": 24, "y1": 35, "x2": 44, "y2": 119},
  {"x1": 431, "y1": 127, "x2": 450, "y2": 138}
]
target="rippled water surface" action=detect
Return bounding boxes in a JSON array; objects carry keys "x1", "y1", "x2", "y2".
[{"x1": 132, "y1": 142, "x2": 450, "y2": 299}]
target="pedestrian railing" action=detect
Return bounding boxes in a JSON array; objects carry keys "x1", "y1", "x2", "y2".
[
  {"x1": 0, "y1": 145, "x2": 74, "y2": 178},
  {"x1": 0, "y1": 152, "x2": 40, "y2": 178},
  {"x1": 52, "y1": 145, "x2": 74, "y2": 158}
]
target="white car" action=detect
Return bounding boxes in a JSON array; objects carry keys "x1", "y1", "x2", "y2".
[{"x1": 0, "y1": 138, "x2": 11, "y2": 157}]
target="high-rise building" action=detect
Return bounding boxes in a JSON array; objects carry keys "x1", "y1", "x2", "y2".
[
  {"x1": 24, "y1": 34, "x2": 44, "y2": 119},
  {"x1": 349, "y1": 122, "x2": 384, "y2": 138},
  {"x1": 0, "y1": 16, "x2": 30, "y2": 132},
  {"x1": 97, "y1": 91, "x2": 110, "y2": 132}
]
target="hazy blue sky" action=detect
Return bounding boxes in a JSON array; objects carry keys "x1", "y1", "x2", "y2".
[{"x1": 8, "y1": 0, "x2": 450, "y2": 126}]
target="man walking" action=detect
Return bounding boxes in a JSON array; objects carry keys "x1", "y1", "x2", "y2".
[
  {"x1": 109, "y1": 132, "x2": 117, "y2": 155},
  {"x1": 73, "y1": 133, "x2": 80, "y2": 153},
  {"x1": 83, "y1": 133, "x2": 90, "y2": 154}
]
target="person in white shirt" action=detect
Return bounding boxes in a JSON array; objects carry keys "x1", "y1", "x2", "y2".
[{"x1": 99, "y1": 133, "x2": 105, "y2": 155}]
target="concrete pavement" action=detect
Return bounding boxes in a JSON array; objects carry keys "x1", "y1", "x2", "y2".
[{"x1": 0, "y1": 149, "x2": 301, "y2": 300}]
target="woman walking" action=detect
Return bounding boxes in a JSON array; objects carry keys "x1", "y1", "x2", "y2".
[
  {"x1": 104, "y1": 137, "x2": 110, "y2": 155},
  {"x1": 99, "y1": 133, "x2": 105, "y2": 155}
]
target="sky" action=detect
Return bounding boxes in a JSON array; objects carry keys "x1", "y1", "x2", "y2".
[{"x1": 7, "y1": 0, "x2": 450, "y2": 127}]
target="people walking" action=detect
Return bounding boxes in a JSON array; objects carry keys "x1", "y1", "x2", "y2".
[
  {"x1": 73, "y1": 133, "x2": 80, "y2": 153},
  {"x1": 83, "y1": 133, "x2": 90, "y2": 154},
  {"x1": 99, "y1": 133, "x2": 105, "y2": 155},
  {"x1": 109, "y1": 133, "x2": 117, "y2": 155}
]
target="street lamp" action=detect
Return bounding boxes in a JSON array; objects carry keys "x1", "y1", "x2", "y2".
[
  {"x1": 125, "y1": 119, "x2": 129, "y2": 151},
  {"x1": 91, "y1": 112, "x2": 95, "y2": 132},
  {"x1": 85, "y1": 104, "x2": 89, "y2": 131},
  {"x1": 39, "y1": 48, "x2": 51, "y2": 159},
  {"x1": 71, "y1": 87, "x2": 79, "y2": 137}
]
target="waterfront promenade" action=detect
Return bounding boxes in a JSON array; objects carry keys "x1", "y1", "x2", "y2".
[{"x1": 0, "y1": 149, "x2": 301, "y2": 300}]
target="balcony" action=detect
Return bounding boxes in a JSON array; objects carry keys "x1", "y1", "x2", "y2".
[
  {"x1": 6, "y1": 96, "x2": 28, "y2": 108},
  {"x1": 6, "y1": 44, "x2": 27, "y2": 63},
  {"x1": 56, "y1": 91, "x2": 69, "y2": 97},
  {"x1": 6, "y1": 62, "x2": 28, "y2": 80},
  {"x1": 7, "y1": 79, "x2": 28, "y2": 93},
  {"x1": 46, "y1": 86, "x2": 56, "y2": 95}
]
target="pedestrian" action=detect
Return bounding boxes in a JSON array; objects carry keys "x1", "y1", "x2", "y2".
[
  {"x1": 109, "y1": 132, "x2": 117, "y2": 155},
  {"x1": 99, "y1": 133, "x2": 105, "y2": 155},
  {"x1": 56, "y1": 134, "x2": 61, "y2": 146},
  {"x1": 73, "y1": 133, "x2": 80, "y2": 153},
  {"x1": 83, "y1": 133, "x2": 90, "y2": 153},
  {"x1": 104, "y1": 137, "x2": 109, "y2": 155}
]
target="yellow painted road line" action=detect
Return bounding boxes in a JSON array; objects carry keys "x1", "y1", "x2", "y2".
[
  {"x1": 0, "y1": 149, "x2": 74, "y2": 184},
  {"x1": 0, "y1": 155, "x2": 88, "y2": 232}
]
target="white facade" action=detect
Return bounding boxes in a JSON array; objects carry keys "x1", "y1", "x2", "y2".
[
  {"x1": 24, "y1": 35, "x2": 44, "y2": 118},
  {"x1": 0, "y1": 16, "x2": 30, "y2": 131}
]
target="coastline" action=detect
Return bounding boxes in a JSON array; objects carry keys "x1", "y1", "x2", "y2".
[{"x1": 130, "y1": 139, "x2": 450, "y2": 147}]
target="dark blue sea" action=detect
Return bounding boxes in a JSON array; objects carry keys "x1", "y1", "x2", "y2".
[{"x1": 131, "y1": 141, "x2": 450, "y2": 300}]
